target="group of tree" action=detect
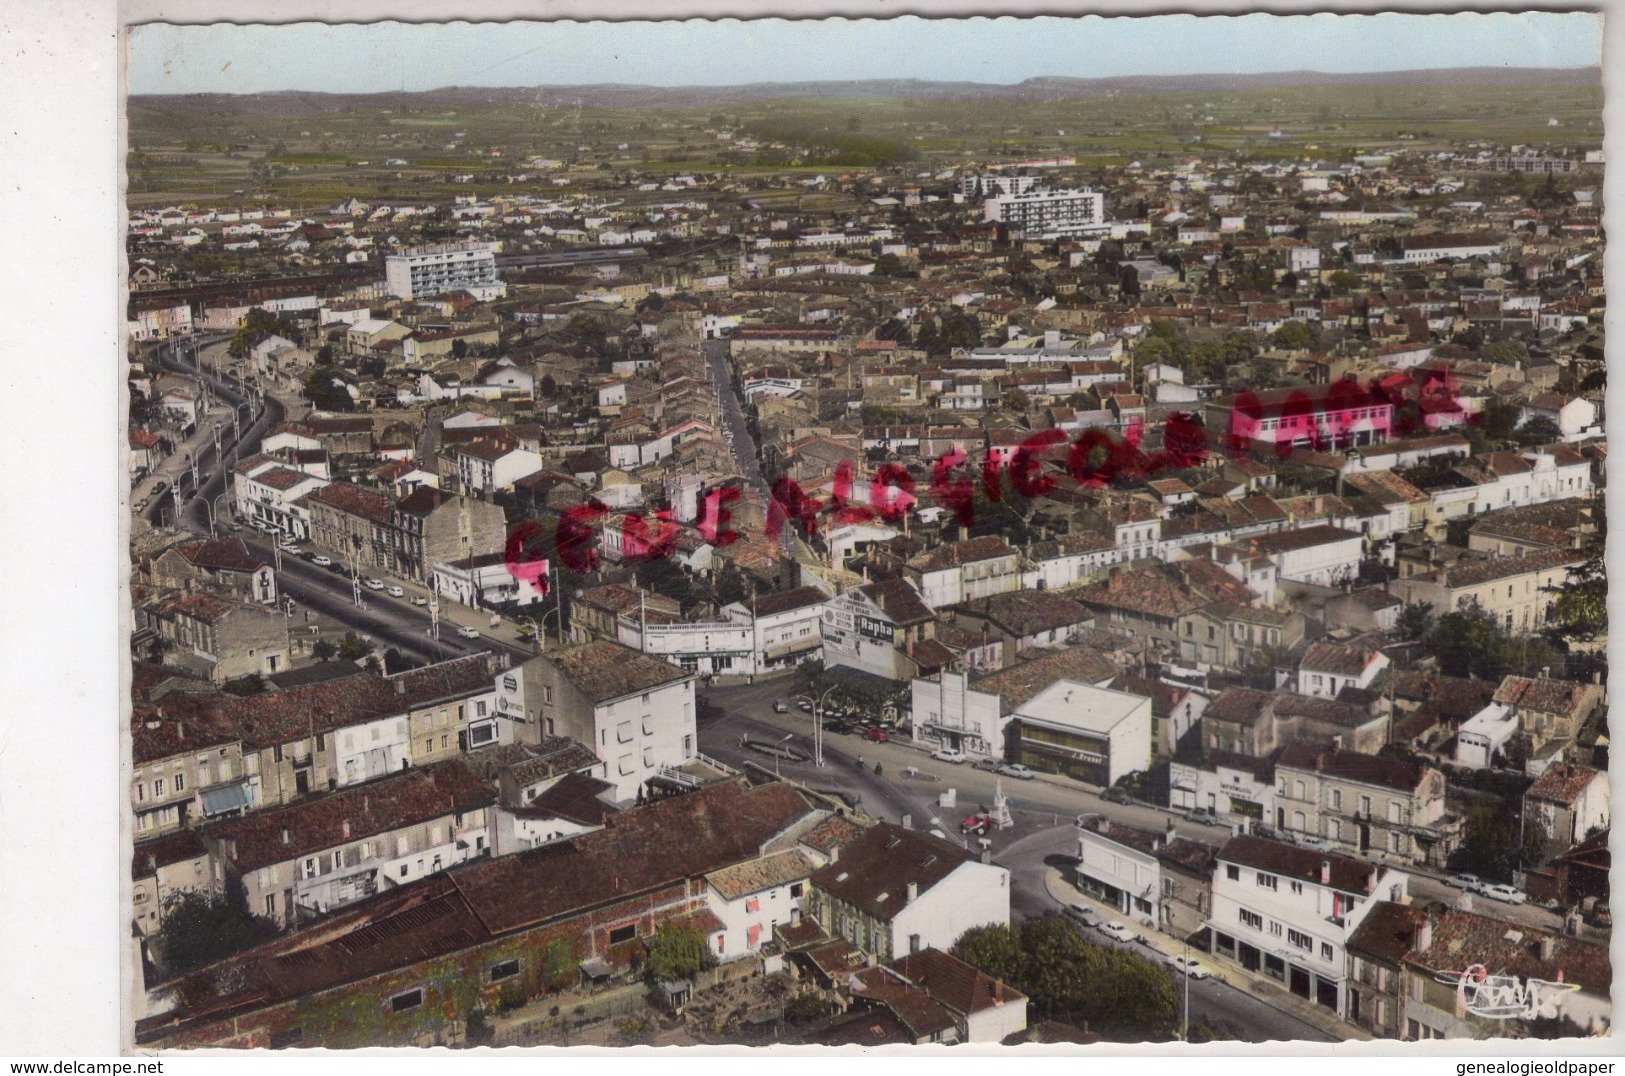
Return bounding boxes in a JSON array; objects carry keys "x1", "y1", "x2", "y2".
[
  {"x1": 1134, "y1": 320, "x2": 1257, "y2": 384},
  {"x1": 1424, "y1": 607, "x2": 1565, "y2": 682},
  {"x1": 913, "y1": 312, "x2": 982, "y2": 358},
  {"x1": 150, "y1": 891, "x2": 278, "y2": 979},
  {"x1": 953, "y1": 917, "x2": 1177, "y2": 1040},
  {"x1": 227, "y1": 307, "x2": 302, "y2": 359}
]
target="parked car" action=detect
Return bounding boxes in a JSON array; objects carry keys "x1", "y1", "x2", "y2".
[
  {"x1": 773, "y1": 699, "x2": 790, "y2": 714},
  {"x1": 1168, "y1": 956, "x2": 1212, "y2": 980},
  {"x1": 824, "y1": 720, "x2": 855, "y2": 736},
  {"x1": 387, "y1": 586, "x2": 405, "y2": 598},
  {"x1": 1096, "y1": 921, "x2": 1139, "y2": 944},
  {"x1": 151, "y1": 480, "x2": 168, "y2": 496},
  {"x1": 1451, "y1": 873, "x2": 1485, "y2": 894},
  {"x1": 997, "y1": 763, "x2": 1037, "y2": 780},
  {"x1": 1482, "y1": 884, "x2": 1526, "y2": 905},
  {"x1": 1063, "y1": 905, "x2": 1095, "y2": 929},
  {"x1": 932, "y1": 748, "x2": 967, "y2": 765},
  {"x1": 796, "y1": 700, "x2": 813, "y2": 713},
  {"x1": 324, "y1": 561, "x2": 346, "y2": 575},
  {"x1": 411, "y1": 596, "x2": 429, "y2": 607},
  {"x1": 364, "y1": 578, "x2": 386, "y2": 591},
  {"x1": 456, "y1": 626, "x2": 481, "y2": 639},
  {"x1": 974, "y1": 758, "x2": 1003, "y2": 772},
  {"x1": 863, "y1": 726, "x2": 888, "y2": 743},
  {"x1": 311, "y1": 555, "x2": 332, "y2": 567},
  {"x1": 1187, "y1": 807, "x2": 1217, "y2": 824},
  {"x1": 1102, "y1": 787, "x2": 1135, "y2": 805}
]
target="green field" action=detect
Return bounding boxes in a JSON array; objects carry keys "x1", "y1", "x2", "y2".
[{"x1": 127, "y1": 80, "x2": 1601, "y2": 205}]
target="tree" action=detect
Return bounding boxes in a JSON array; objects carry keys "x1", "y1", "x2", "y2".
[
  {"x1": 1004, "y1": 388, "x2": 1031, "y2": 412},
  {"x1": 152, "y1": 891, "x2": 277, "y2": 977},
  {"x1": 643, "y1": 922, "x2": 707, "y2": 983},
  {"x1": 1397, "y1": 601, "x2": 1435, "y2": 641},
  {"x1": 1547, "y1": 553, "x2": 1606, "y2": 642},
  {"x1": 311, "y1": 638, "x2": 338, "y2": 663},
  {"x1": 337, "y1": 632, "x2": 371, "y2": 662},
  {"x1": 1427, "y1": 608, "x2": 1504, "y2": 679},
  {"x1": 1327, "y1": 269, "x2": 1360, "y2": 293},
  {"x1": 1514, "y1": 417, "x2": 1562, "y2": 447},
  {"x1": 784, "y1": 993, "x2": 831, "y2": 1026},
  {"x1": 539, "y1": 374, "x2": 558, "y2": 398},
  {"x1": 951, "y1": 924, "x2": 1025, "y2": 984},
  {"x1": 1481, "y1": 339, "x2": 1528, "y2": 366},
  {"x1": 1269, "y1": 320, "x2": 1314, "y2": 351}
]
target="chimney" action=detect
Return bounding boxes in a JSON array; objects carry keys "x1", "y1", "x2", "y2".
[
  {"x1": 994, "y1": 979, "x2": 1005, "y2": 1005},
  {"x1": 281, "y1": 828, "x2": 291, "y2": 846},
  {"x1": 363, "y1": 794, "x2": 370, "y2": 814},
  {"x1": 1108, "y1": 567, "x2": 1123, "y2": 592},
  {"x1": 1319, "y1": 859, "x2": 1331, "y2": 885},
  {"x1": 395, "y1": 678, "x2": 407, "y2": 695},
  {"x1": 227, "y1": 838, "x2": 237, "y2": 859},
  {"x1": 1539, "y1": 934, "x2": 1557, "y2": 961},
  {"x1": 1540, "y1": 666, "x2": 1550, "y2": 680},
  {"x1": 1416, "y1": 915, "x2": 1433, "y2": 953},
  {"x1": 906, "y1": 881, "x2": 919, "y2": 904},
  {"x1": 901, "y1": 814, "x2": 913, "y2": 831},
  {"x1": 829, "y1": 844, "x2": 839, "y2": 865},
  {"x1": 1331, "y1": 734, "x2": 1343, "y2": 752},
  {"x1": 341, "y1": 819, "x2": 351, "y2": 839}
]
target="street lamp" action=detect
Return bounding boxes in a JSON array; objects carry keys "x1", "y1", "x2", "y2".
[
  {"x1": 773, "y1": 732, "x2": 795, "y2": 779},
  {"x1": 791, "y1": 685, "x2": 838, "y2": 768},
  {"x1": 205, "y1": 492, "x2": 232, "y2": 539}
]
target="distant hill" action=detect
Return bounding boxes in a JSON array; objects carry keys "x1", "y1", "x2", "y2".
[{"x1": 130, "y1": 67, "x2": 1600, "y2": 114}]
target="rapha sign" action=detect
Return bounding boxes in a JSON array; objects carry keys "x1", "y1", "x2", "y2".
[{"x1": 1435, "y1": 964, "x2": 1581, "y2": 1021}]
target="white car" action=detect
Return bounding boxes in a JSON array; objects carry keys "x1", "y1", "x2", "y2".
[
  {"x1": 1168, "y1": 956, "x2": 1211, "y2": 980},
  {"x1": 1482, "y1": 884, "x2": 1526, "y2": 905},
  {"x1": 931, "y1": 748, "x2": 967, "y2": 764},
  {"x1": 364, "y1": 578, "x2": 386, "y2": 591},
  {"x1": 311, "y1": 555, "x2": 333, "y2": 567},
  {"x1": 411, "y1": 596, "x2": 429, "y2": 607},
  {"x1": 387, "y1": 586, "x2": 405, "y2": 598},
  {"x1": 1451, "y1": 873, "x2": 1485, "y2": 894},
  {"x1": 1096, "y1": 921, "x2": 1139, "y2": 944},
  {"x1": 456, "y1": 626, "x2": 481, "y2": 639}
]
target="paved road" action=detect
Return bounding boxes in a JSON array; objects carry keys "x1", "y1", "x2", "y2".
[{"x1": 142, "y1": 339, "x2": 534, "y2": 669}]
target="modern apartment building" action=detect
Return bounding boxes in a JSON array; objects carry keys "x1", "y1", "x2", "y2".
[
  {"x1": 982, "y1": 188, "x2": 1107, "y2": 238},
  {"x1": 384, "y1": 241, "x2": 504, "y2": 301}
]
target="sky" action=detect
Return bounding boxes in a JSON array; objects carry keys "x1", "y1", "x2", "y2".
[{"x1": 126, "y1": 11, "x2": 1603, "y2": 96}]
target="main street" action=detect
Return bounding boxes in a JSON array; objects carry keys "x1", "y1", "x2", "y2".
[
  {"x1": 142, "y1": 335, "x2": 534, "y2": 669},
  {"x1": 698, "y1": 680, "x2": 1338, "y2": 1042}
]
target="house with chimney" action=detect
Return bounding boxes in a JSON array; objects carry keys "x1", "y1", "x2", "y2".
[
  {"x1": 891, "y1": 948, "x2": 1030, "y2": 1043},
  {"x1": 1456, "y1": 673, "x2": 1604, "y2": 771},
  {"x1": 149, "y1": 538, "x2": 278, "y2": 606},
  {"x1": 1273, "y1": 744, "x2": 1459, "y2": 869},
  {"x1": 199, "y1": 758, "x2": 496, "y2": 927},
  {"x1": 1347, "y1": 902, "x2": 1610, "y2": 1040},
  {"x1": 1296, "y1": 641, "x2": 1390, "y2": 699},
  {"x1": 1075, "y1": 814, "x2": 1217, "y2": 939},
  {"x1": 903, "y1": 535, "x2": 1020, "y2": 609},
  {"x1": 139, "y1": 781, "x2": 827, "y2": 1048},
  {"x1": 806, "y1": 821, "x2": 1010, "y2": 963},
  {"x1": 1207, "y1": 835, "x2": 1408, "y2": 1019},
  {"x1": 1521, "y1": 762, "x2": 1609, "y2": 863},
  {"x1": 821, "y1": 577, "x2": 939, "y2": 681}
]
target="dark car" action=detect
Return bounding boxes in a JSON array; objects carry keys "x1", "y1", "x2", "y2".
[
  {"x1": 1102, "y1": 787, "x2": 1135, "y2": 805},
  {"x1": 824, "y1": 720, "x2": 855, "y2": 736},
  {"x1": 863, "y1": 726, "x2": 888, "y2": 743},
  {"x1": 324, "y1": 561, "x2": 347, "y2": 575}
]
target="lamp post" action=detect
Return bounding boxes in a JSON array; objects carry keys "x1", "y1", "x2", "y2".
[
  {"x1": 792, "y1": 686, "x2": 838, "y2": 768},
  {"x1": 205, "y1": 492, "x2": 232, "y2": 539}
]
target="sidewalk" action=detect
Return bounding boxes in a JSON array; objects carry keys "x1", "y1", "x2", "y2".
[{"x1": 1041, "y1": 867, "x2": 1371, "y2": 1042}]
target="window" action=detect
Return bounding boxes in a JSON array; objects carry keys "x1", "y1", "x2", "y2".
[
  {"x1": 1256, "y1": 872, "x2": 1277, "y2": 891},
  {"x1": 1321, "y1": 942, "x2": 1334, "y2": 961},
  {"x1": 173, "y1": 772, "x2": 184, "y2": 792},
  {"x1": 608, "y1": 924, "x2": 637, "y2": 945},
  {"x1": 544, "y1": 686, "x2": 554, "y2": 704},
  {"x1": 1226, "y1": 865, "x2": 1240, "y2": 882},
  {"x1": 135, "y1": 782, "x2": 145, "y2": 802},
  {"x1": 1331, "y1": 789, "x2": 1342, "y2": 810},
  {"x1": 1288, "y1": 929, "x2": 1312, "y2": 951},
  {"x1": 153, "y1": 778, "x2": 164, "y2": 797},
  {"x1": 1359, "y1": 796, "x2": 1372, "y2": 817},
  {"x1": 1269, "y1": 921, "x2": 1283, "y2": 937},
  {"x1": 390, "y1": 988, "x2": 423, "y2": 1014},
  {"x1": 1239, "y1": 909, "x2": 1263, "y2": 930},
  {"x1": 489, "y1": 959, "x2": 520, "y2": 983},
  {"x1": 424, "y1": 738, "x2": 433, "y2": 754},
  {"x1": 1290, "y1": 881, "x2": 1303, "y2": 895},
  {"x1": 790, "y1": 882, "x2": 804, "y2": 898}
]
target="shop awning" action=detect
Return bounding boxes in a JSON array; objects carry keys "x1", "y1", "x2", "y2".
[{"x1": 199, "y1": 783, "x2": 252, "y2": 817}]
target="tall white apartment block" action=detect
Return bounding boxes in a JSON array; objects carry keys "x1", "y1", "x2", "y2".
[
  {"x1": 958, "y1": 173, "x2": 1045, "y2": 199},
  {"x1": 983, "y1": 188, "x2": 1107, "y2": 238},
  {"x1": 385, "y1": 241, "x2": 505, "y2": 301}
]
